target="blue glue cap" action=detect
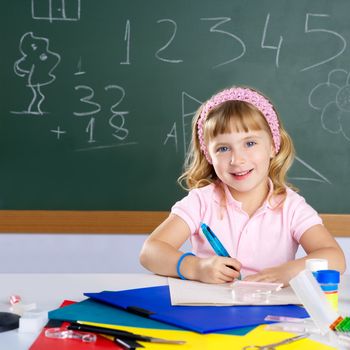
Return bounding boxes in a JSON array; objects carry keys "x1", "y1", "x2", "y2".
[{"x1": 316, "y1": 270, "x2": 340, "y2": 284}]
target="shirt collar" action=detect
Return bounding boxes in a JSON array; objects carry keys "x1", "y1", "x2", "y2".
[{"x1": 213, "y1": 178, "x2": 277, "y2": 210}]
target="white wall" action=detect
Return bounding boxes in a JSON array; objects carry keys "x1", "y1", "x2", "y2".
[{"x1": 0, "y1": 234, "x2": 348, "y2": 273}]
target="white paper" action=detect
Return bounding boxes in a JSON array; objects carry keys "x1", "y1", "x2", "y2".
[{"x1": 168, "y1": 278, "x2": 301, "y2": 306}]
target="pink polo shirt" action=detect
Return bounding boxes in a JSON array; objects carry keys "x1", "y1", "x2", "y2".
[{"x1": 171, "y1": 181, "x2": 322, "y2": 277}]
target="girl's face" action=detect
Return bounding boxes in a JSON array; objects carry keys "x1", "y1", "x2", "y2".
[{"x1": 207, "y1": 128, "x2": 274, "y2": 202}]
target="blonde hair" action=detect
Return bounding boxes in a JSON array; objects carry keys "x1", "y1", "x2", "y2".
[{"x1": 178, "y1": 89, "x2": 296, "y2": 203}]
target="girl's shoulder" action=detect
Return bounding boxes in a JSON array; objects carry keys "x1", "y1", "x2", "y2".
[
  {"x1": 285, "y1": 186, "x2": 305, "y2": 201},
  {"x1": 171, "y1": 183, "x2": 218, "y2": 218},
  {"x1": 186, "y1": 182, "x2": 218, "y2": 202},
  {"x1": 269, "y1": 186, "x2": 310, "y2": 212},
  {"x1": 284, "y1": 186, "x2": 315, "y2": 211}
]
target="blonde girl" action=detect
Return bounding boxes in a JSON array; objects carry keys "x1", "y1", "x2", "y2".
[{"x1": 140, "y1": 86, "x2": 345, "y2": 285}]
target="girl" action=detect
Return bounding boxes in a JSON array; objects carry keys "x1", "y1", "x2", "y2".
[{"x1": 140, "y1": 86, "x2": 345, "y2": 286}]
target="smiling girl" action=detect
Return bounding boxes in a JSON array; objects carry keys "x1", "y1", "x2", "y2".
[{"x1": 140, "y1": 86, "x2": 345, "y2": 286}]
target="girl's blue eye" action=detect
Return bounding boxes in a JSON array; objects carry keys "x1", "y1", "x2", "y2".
[
  {"x1": 217, "y1": 146, "x2": 229, "y2": 153},
  {"x1": 246, "y1": 141, "x2": 256, "y2": 147}
]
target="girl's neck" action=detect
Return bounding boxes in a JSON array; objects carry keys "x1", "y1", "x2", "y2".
[{"x1": 228, "y1": 180, "x2": 270, "y2": 217}]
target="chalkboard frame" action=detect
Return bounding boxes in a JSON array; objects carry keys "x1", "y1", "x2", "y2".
[{"x1": 0, "y1": 211, "x2": 348, "y2": 237}]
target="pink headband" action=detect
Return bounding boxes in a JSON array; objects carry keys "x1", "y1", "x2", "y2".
[{"x1": 197, "y1": 87, "x2": 281, "y2": 163}]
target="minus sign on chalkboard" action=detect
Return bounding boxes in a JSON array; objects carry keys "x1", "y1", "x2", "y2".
[{"x1": 75, "y1": 142, "x2": 138, "y2": 152}]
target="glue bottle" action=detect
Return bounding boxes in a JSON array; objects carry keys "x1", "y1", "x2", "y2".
[
  {"x1": 290, "y1": 269, "x2": 342, "y2": 335},
  {"x1": 316, "y1": 270, "x2": 340, "y2": 312}
]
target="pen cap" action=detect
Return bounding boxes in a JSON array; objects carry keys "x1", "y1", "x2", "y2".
[{"x1": 289, "y1": 269, "x2": 339, "y2": 335}]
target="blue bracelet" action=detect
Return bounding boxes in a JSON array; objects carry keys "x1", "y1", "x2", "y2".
[{"x1": 176, "y1": 252, "x2": 195, "y2": 280}]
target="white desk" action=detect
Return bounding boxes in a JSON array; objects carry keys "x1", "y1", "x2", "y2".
[
  {"x1": 0, "y1": 273, "x2": 349, "y2": 350},
  {"x1": 0, "y1": 273, "x2": 167, "y2": 350}
]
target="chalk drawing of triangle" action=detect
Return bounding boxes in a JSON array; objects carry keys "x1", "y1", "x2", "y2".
[
  {"x1": 182, "y1": 92, "x2": 202, "y2": 157},
  {"x1": 289, "y1": 156, "x2": 331, "y2": 184}
]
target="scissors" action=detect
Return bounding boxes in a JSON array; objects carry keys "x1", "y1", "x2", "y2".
[{"x1": 242, "y1": 333, "x2": 309, "y2": 350}]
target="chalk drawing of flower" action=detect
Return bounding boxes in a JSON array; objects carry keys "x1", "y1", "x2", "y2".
[{"x1": 308, "y1": 69, "x2": 350, "y2": 141}]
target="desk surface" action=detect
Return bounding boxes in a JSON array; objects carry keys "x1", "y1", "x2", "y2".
[
  {"x1": 0, "y1": 273, "x2": 349, "y2": 350},
  {"x1": 0, "y1": 273, "x2": 167, "y2": 350}
]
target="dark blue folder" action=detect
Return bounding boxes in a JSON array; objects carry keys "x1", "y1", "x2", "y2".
[{"x1": 85, "y1": 285, "x2": 308, "y2": 334}]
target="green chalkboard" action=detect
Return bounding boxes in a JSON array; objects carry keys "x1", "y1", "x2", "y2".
[{"x1": 1, "y1": 0, "x2": 350, "y2": 212}]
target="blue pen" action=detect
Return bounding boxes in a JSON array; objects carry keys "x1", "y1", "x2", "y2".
[
  {"x1": 200, "y1": 222, "x2": 230, "y2": 257},
  {"x1": 200, "y1": 222, "x2": 241, "y2": 278}
]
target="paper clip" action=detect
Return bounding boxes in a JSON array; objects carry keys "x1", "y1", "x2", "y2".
[{"x1": 45, "y1": 327, "x2": 97, "y2": 343}]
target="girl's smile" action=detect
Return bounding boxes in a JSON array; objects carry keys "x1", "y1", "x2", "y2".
[{"x1": 231, "y1": 168, "x2": 253, "y2": 180}]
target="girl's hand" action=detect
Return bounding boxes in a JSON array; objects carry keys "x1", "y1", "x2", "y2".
[
  {"x1": 195, "y1": 256, "x2": 241, "y2": 284},
  {"x1": 243, "y1": 266, "x2": 292, "y2": 287}
]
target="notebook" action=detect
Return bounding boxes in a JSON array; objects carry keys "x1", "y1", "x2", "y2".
[{"x1": 168, "y1": 278, "x2": 301, "y2": 306}]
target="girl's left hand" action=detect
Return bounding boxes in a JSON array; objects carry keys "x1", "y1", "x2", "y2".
[{"x1": 243, "y1": 266, "x2": 292, "y2": 287}]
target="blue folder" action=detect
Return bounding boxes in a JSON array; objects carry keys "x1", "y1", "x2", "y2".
[{"x1": 85, "y1": 285, "x2": 309, "y2": 334}]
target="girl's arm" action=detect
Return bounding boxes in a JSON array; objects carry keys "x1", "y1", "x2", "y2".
[
  {"x1": 140, "y1": 214, "x2": 191, "y2": 278},
  {"x1": 244, "y1": 224, "x2": 346, "y2": 286},
  {"x1": 139, "y1": 214, "x2": 240, "y2": 283},
  {"x1": 299, "y1": 224, "x2": 346, "y2": 273}
]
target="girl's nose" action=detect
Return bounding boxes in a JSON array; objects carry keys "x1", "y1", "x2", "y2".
[{"x1": 230, "y1": 151, "x2": 245, "y2": 165}]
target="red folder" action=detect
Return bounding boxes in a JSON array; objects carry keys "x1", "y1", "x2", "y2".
[{"x1": 29, "y1": 301, "x2": 123, "y2": 350}]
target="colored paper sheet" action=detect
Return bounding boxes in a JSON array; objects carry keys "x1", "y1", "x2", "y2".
[
  {"x1": 79, "y1": 322, "x2": 336, "y2": 350},
  {"x1": 84, "y1": 286, "x2": 309, "y2": 333},
  {"x1": 48, "y1": 298, "x2": 254, "y2": 336},
  {"x1": 47, "y1": 301, "x2": 334, "y2": 349}
]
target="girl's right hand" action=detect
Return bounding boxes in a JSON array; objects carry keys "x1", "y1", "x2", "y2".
[{"x1": 194, "y1": 256, "x2": 241, "y2": 283}]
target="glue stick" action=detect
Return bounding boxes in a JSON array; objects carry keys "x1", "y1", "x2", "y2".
[{"x1": 316, "y1": 270, "x2": 340, "y2": 312}]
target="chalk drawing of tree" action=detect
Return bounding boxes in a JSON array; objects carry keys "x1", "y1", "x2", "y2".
[
  {"x1": 309, "y1": 69, "x2": 350, "y2": 141},
  {"x1": 13, "y1": 32, "x2": 61, "y2": 115}
]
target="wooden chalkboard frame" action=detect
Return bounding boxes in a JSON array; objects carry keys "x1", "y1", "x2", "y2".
[{"x1": 0, "y1": 211, "x2": 348, "y2": 236}]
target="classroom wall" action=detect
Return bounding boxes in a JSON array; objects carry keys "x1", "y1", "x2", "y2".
[{"x1": 0, "y1": 234, "x2": 348, "y2": 273}]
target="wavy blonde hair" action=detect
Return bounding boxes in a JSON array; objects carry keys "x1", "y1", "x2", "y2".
[{"x1": 178, "y1": 90, "x2": 296, "y2": 204}]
